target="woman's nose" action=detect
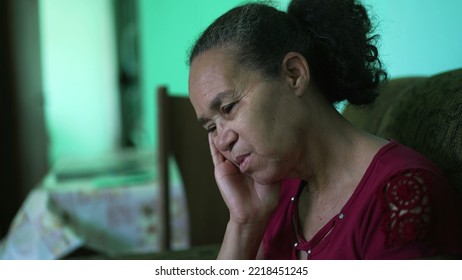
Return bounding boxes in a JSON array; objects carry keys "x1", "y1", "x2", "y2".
[{"x1": 215, "y1": 124, "x2": 237, "y2": 152}]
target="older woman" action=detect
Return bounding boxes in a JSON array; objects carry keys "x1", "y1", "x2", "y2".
[{"x1": 187, "y1": 0, "x2": 462, "y2": 259}]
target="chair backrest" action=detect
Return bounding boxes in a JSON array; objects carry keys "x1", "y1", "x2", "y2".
[
  {"x1": 157, "y1": 86, "x2": 228, "y2": 251},
  {"x1": 343, "y1": 68, "x2": 462, "y2": 196}
]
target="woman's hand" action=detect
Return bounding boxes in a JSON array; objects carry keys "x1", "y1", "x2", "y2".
[
  {"x1": 209, "y1": 134, "x2": 281, "y2": 259},
  {"x1": 209, "y1": 134, "x2": 280, "y2": 225}
]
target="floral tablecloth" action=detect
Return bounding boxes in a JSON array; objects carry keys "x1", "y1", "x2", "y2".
[{"x1": 0, "y1": 149, "x2": 188, "y2": 259}]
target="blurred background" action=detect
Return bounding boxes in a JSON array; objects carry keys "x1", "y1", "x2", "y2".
[{"x1": 1, "y1": 0, "x2": 461, "y2": 239}]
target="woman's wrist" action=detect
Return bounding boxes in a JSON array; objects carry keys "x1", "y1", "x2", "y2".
[{"x1": 217, "y1": 218, "x2": 269, "y2": 259}]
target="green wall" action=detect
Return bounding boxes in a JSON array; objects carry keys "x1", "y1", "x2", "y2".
[
  {"x1": 138, "y1": 0, "x2": 462, "y2": 148},
  {"x1": 40, "y1": 0, "x2": 462, "y2": 161},
  {"x1": 364, "y1": 0, "x2": 462, "y2": 78}
]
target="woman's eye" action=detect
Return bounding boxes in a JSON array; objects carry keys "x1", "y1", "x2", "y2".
[
  {"x1": 206, "y1": 125, "x2": 216, "y2": 133},
  {"x1": 221, "y1": 102, "x2": 237, "y2": 115}
]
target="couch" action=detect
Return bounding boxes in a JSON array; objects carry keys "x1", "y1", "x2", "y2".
[{"x1": 343, "y1": 68, "x2": 462, "y2": 196}]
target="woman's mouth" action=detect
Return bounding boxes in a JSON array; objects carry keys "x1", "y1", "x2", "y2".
[{"x1": 236, "y1": 153, "x2": 251, "y2": 172}]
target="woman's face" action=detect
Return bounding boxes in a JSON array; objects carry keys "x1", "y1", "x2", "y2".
[{"x1": 188, "y1": 48, "x2": 306, "y2": 185}]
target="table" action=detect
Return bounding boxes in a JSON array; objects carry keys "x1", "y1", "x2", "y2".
[{"x1": 0, "y1": 149, "x2": 188, "y2": 259}]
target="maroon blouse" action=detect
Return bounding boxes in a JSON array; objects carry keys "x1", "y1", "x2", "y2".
[{"x1": 262, "y1": 141, "x2": 462, "y2": 259}]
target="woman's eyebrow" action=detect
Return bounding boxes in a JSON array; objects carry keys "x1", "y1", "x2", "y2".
[
  {"x1": 210, "y1": 90, "x2": 232, "y2": 111},
  {"x1": 197, "y1": 117, "x2": 209, "y2": 127}
]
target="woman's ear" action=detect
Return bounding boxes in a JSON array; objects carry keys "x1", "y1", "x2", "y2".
[{"x1": 281, "y1": 52, "x2": 310, "y2": 97}]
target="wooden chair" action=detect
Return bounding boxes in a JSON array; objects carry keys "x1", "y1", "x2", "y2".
[{"x1": 157, "y1": 86, "x2": 228, "y2": 251}]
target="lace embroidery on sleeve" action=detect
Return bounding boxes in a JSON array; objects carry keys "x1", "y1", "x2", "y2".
[{"x1": 378, "y1": 169, "x2": 433, "y2": 247}]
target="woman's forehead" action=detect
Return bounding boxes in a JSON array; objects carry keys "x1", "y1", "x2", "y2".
[
  {"x1": 189, "y1": 49, "x2": 242, "y2": 97},
  {"x1": 190, "y1": 49, "x2": 236, "y2": 79}
]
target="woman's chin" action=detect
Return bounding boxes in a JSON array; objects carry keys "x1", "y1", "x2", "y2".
[{"x1": 251, "y1": 172, "x2": 284, "y2": 186}]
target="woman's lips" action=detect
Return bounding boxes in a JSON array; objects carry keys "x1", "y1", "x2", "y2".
[{"x1": 236, "y1": 153, "x2": 251, "y2": 172}]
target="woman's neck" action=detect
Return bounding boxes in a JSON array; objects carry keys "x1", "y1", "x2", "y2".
[{"x1": 295, "y1": 89, "x2": 388, "y2": 196}]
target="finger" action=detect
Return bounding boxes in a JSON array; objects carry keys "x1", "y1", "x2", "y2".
[{"x1": 209, "y1": 133, "x2": 225, "y2": 166}]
